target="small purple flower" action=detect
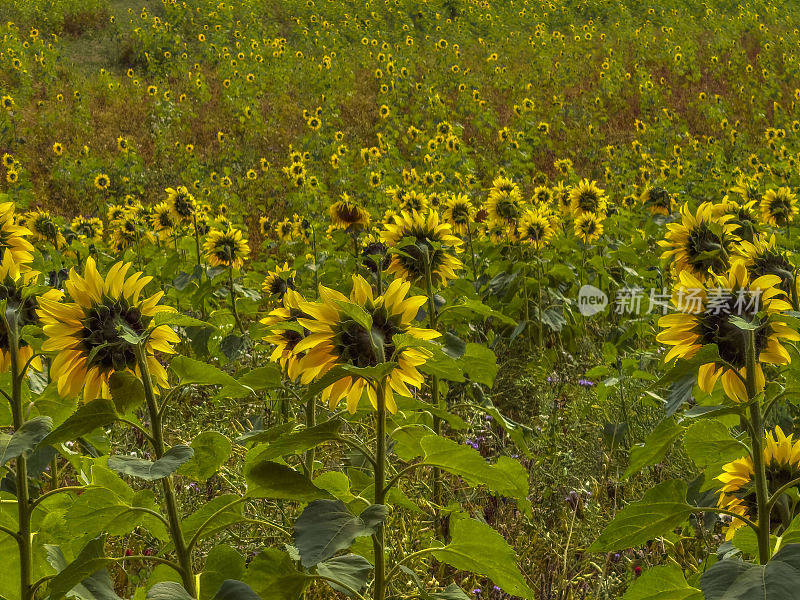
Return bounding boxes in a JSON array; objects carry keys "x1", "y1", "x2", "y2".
[
  {"x1": 578, "y1": 378, "x2": 595, "y2": 387},
  {"x1": 472, "y1": 590, "x2": 482, "y2": 597}
]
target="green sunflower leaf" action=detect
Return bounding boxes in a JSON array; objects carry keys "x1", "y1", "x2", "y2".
[
  {"x1": 0, "y1": 415, "x2": 52, "y2": 466},
  {"x1": 622, "y1": 565, "x2": 702, "y2": 600},
  {"x1": 108, "y1": 445, "x2": 194, "y2": 481}
]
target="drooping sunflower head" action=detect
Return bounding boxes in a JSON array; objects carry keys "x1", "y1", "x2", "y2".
[
  {"x1": 717, "y1": 427, "x2": 800, "y2": 539},
  {"x1": 203, "y1": 228, "x2": 250, "y2": 269},
  {"x1": 329, "y1": 193, "x2": 370, "y2": 231},
  {"x1": 730, "y1": 174, "x2": 762, "y2": 205},
  {"x1": 166, "y1": 185, "x2": 196, "y2": 222},
  {"x1": 0, "y1": 252, "x2": 61, "y2": 374},
  {"x1": 37, "y1": 258, "x2": 180, "y2": 402},
  {"x1": 442, "y1": 193, "x2": 475, "y2": 235},
  {"x1": 380, "y1": 210, "x2": 464, "y2": 287},
  {"x1": 715, "y1": 197, "x2": 760, "y2": 242},
  {"x1": 553, "y1": 181, "x2": 573, "y2": 215},
  {"x1": 262, "y1": 262, "x2": 296, "y2": 300},
  {"x1": 26, "y1": 209, "x2": 65, "y2": 248},
  {"x1": 397, "y1": 189, "x2": 429, "y2": 214},
  {"x1": 639, "y1": 185, "x2": 675, "y2": 216},
  {"x1": 573, "y1": 212, "x2": 604, "y2": 244},
  {"x1": 71, "y1": 216, "x2": 104, "y2": 242},
  {"x1": 0, "y1": 202, "x2": 34, "y2": 267},
  {"x1": 569, "y1": 179, "x2": 607, "y2": 217},
  {"x1": 151, "y1": 202, "x2": 176, "y2": 234},
  {"x1": 517, "y1": 209, "x2": 555, "y2": 250},
  {"x1": 658, "y1": 202, "x2": 744, "y2": 281},
  {"x1": 486, "y1": 175, "x2": 523, "y2": 227},
  {"x1": 656, "y1": 261, "x2": 799, "y2": 403},
  {"x1": 760, "y1": 187, "x2": 798, "y2": 227},
  {"x1": 293, "y1": 275, "x2": 439, "y2": 413}
]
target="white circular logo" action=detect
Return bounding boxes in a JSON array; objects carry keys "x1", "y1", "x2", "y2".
[{"x1": 577, "y1": 284, "x2": 608, "y2": 316}]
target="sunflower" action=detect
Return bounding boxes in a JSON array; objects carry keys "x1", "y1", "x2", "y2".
[
  {"x1": 0, "y1": 202, "x2": 34, "y2": 266},
  {"x1": 275, "y1": 218, "x2": 294, "y2": 242},
  {"x1": 739, "y1": 234, "x2": 795, "y2": 296},
  {"x1": 329, "y1": 193, "x2": 370, "y2": 230},
  {"x1": 397, "y1": 189, "x2": 429, "y2": 214},
  {"x1": 656, "y1": 261, "x2": 799, "y2": 403},
  {"x1": 717, "y1": 427, "x2": 800, "y2": 540},
  {"x1": 442, "y1": 193, "x2": 475, "y2": 235},
  {"x1": 261, "y1": 289, "x2": 310, "y2": 380},
  {"x1": 730, "y1": 175, "x2": 762, "y2": 205},
  {"x1": 381, "y1": 210, "x2": 463, "y2": 286},
  {"x1": 262, "y1": 262, "x2": 296, "y2": 300},
  {"x1": 760, "y1": 187, "x2": 798, "y2": 227},
  {"x1": 0, "y1": 252, "x2": 61, "y2": 374},
  {"x1": 26, "y1": 209, "x2": 65, "y2": 248},
  {"x1": 203, "y1": 228, "x2": 250, "y2": 269},
  {"x1": 94, "y1": 174, "x2": 111, "y2": 191},
  {"x1": 715, "y1": 197, "x2": 760, "y2": 242},
  {"x1": 658, "y1": 202, "x2": 744, "y2": 280},
  {"x1": 361, "y1": 233, "x2": 390, "y2": 272},
  {"x1": 166, "y1": 186, "x2": 196, "y2": 222},
  {"x1": 107, "y1": 205, "x2": 126, "y2": 223},
  {"x1": 569, "y1": 179, "x2": 607, "y2": 217},
  {"x1": 151, "y1": 202, "x2": 176, "y2": 234},
  {"x1": 532, "y1": 186, "x2": 553, "y2": 207},
  {"x1": 553, "y1": 182, "x2": 573, "y2": 215},
  {"x1": 517, "y1": 209, "x2": 555, "y2": 250},
  {"x1": 574, "y1": 212, "x2": 604, "y2": 244},
  {"x1": 292, "y1": 276, "x2": 439, "y2": 413},
  {"x1": 37, "y1": 258, "x2": 180, "y2": 401},
  {"x1": 71, "y1": 216, "x2": 104, "y2": 242},
  {"x1": 486, "y1": 175, "x2": 524, "y2": 228},
  {"x1": 639, "y1": 185, "x2": 675, "y2": 216}
]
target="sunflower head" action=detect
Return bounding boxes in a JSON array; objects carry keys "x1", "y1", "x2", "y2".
[
  {"x1": 291, "y1": 276, "x2": 439, "y2": 413},
  {"x1": 26, "y1": 209, "x2": 65, "y2": 248},
  {"x1": 380, "y1": 210, "x2": 463, "y2": 287},
  {"x1": 262, "y1": 262, "x2": 296, "y2": 300},
  {"x1": 151, "y1": 202, "x2": 176, "y2": 234},
  {"x1": 570, "y1": 179, "x2": 607, "y2": 217},
  {"x1": 71, "y1": 216, "x2": 104, "y2": 242},
  {"x1": 166, "y1": 186, "x2": 196, "y2": 222},
  {"x1": 658, "y1": 202, "x2": 744, "y2": 281},
  {"x1": 486, "y1": 176, "x2": 523, "y2": 227},
  {"x1": 397, "y1": 189, "x2": 429, "y2": 214},
  {"x1": 717, "y1": 427, "x2": 800, "y2": 539},
  {"x1": 517, "y1": 209, "x2": 555, "y2": 249},
  {"x1": 574, "y1": 212, "x2": 604, "y2": 244},
  {"x1": 657, "y1": 261, "x2": 799, "y2": 403},
  {"x1": 639, "y1": 185, "x2": 674, "y2": 216},
  {"x1": 37, "y1": 258, "x2": 180, "y2": 401},
  {"x1": 0, "y1": 202, "x2": 34, "y2": 267},
  {"x1": 739, "y1": 233, "x2": 795, "y2": 297},
  {"x1": 203, "y1": 228, "x2": 250, "y2": 269},
  {"x1": 330, "y1": 193, "x2": 370, "y2": 231},
  {"x1": 442, "y1": 193, "x2": 475, "y2": 235},
  {"x1": 261, "y1": 289, "x2": 310, "y2": 381},
  {"x1": 760, "y1": 187, "x2": 798, "y2": 227}
]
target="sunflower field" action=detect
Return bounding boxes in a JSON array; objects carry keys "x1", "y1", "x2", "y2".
[{"x1": 6, "y1": 0, "x2": 800, "y2": 598}]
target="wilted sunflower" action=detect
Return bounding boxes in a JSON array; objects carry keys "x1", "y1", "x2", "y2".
[
  {"x1": 262, "y1": 262, "x2": 296, "y2": 299},
  {"x1": 442, "y1": 193, "x2": 475, "y2": 235},
  {"x1": 71, "y1": 216, "x2": 104, "y2": 242},
  {"x1": 517, "y1": 209, "x2": 554, "y2": 250},
  {"x1": 37, "y1": 258, "x2": 180, "y2": 401},
  {"x1": 569, "y1": 179, "x2": 607, "y2": 217},
  {"x1": 381, "y1": 210, "x2": 463, "y2": 286},
  {"x1": 0, "y1": 252, "x2": 61, "y2": 374},
  {"x1": 486, "y1": 175, "x2": 524, "y2": 228},
  {"x1": 261, "y1": 289, "x2": 310, "y2": 380},
  {"x1": 760, "y1": 187, "x2": 798, "y2": 227},
  {"x1": 294, "y1": 276, "x2": 439, "y2": 413},
  {"x1": 658, "y1": 202, "x2": 743, "y2": 280},
  {"x1": 151, "y1": 202, "x2": 176, "y2": 234},
  {"x1": 329, "y1": 193, "x2": 370, "y2": 230},
  {"x1": 166, "y1": 186, "x2": 196, "y2": 222},
  {"x1": 574, "y1": 212, "x2": 604, "y2": 244},
  {"x1": 639, "y1": 185, "x2": 674, "y2": 216},
  {"x1": 0, "y1": 202, "x2": 34, "y2": 266},
  {"x1": 203, "y1": 228, "x2": 250, "y2": 269},
  {"x1": 656, "y1": 261, "x2": 798, "y2": 403},
  {"x1": 717, "y1": 427, "x2": 800, "y2": 539}
]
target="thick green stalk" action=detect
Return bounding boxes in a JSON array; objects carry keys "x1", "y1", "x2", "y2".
[
  {"x1": 304, "y1": 397, "x2": 316, "y2": 477},
  {"x1": 373, "y1": 381, "x2": 387, "y2": 600},
  {"x1": 423, "y1": 263, "x2": 443, "y2": 535},
  {"x1": 745, "y1": 330, "x2": 771, "y2": 564},
  {"x1": 9, "y1": 320, "x2": 32, "y2": 600},
  {"x1": 228, "y1": 265, "x2": 244, "y2": 334},
  {"x1": 136, "y1": 346, "x2": 197, "y2": 597}
]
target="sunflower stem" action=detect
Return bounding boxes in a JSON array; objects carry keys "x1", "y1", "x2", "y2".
[
  {"x1": 304, "y1": 396, "x2": 316, "y2": 477},
  {"x1": 6, "y1": 309, "x2": 33, "y2": 600},
  {"x1": 745, "y1": 329, "x2": 771, "y2": 564},
  {"x1": 136, "y1": 345, "x2": 197, "y2": 597},
  {"x1": 373, "y1": 379, "x2": 387, "y2": 600},
  {"x1": 423, "y1": 261, "x2": 444, "y2": 538},
  {"x1": 228, "y1": 264, "x2": 244, "y2": 334},
  {"x1": 466, "y1": 219, "x2": 478, "y2": 289},
  {"x1": 192, "y1": 213, "x2": 206, "y2": 320}
]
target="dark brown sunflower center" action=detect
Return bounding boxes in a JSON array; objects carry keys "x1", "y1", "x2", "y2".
[
  {"x1": 80, "y1": 300, "x2": 151, "y2": 372},
  {"x1": 577, "y1": 191, "x2": 599, "y2": 211},
  {"x1": 335, "y1": 308, "x2": 399, "y2": 367},
  {"x1": 34, "y1": 217, "x2": 58, "y2": 240},
  {"x1": 269, "y1": 276, "x2": 294, "y2": 297},
  {"x1": 173, "y1": 194, "x2": 194, "y2": 217},
  {"x1": 768, "y1": 198, "x2": 792, "y2": 224},
  {"x1": 494, "y1": 196, "x2": 519, "y2": 220},
  {"x1": 212, "y1": 237, "x2": 238, "y2": 263},
  {"x1": 334, "y1": 204, "x2": 365, "y2": 225}
]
